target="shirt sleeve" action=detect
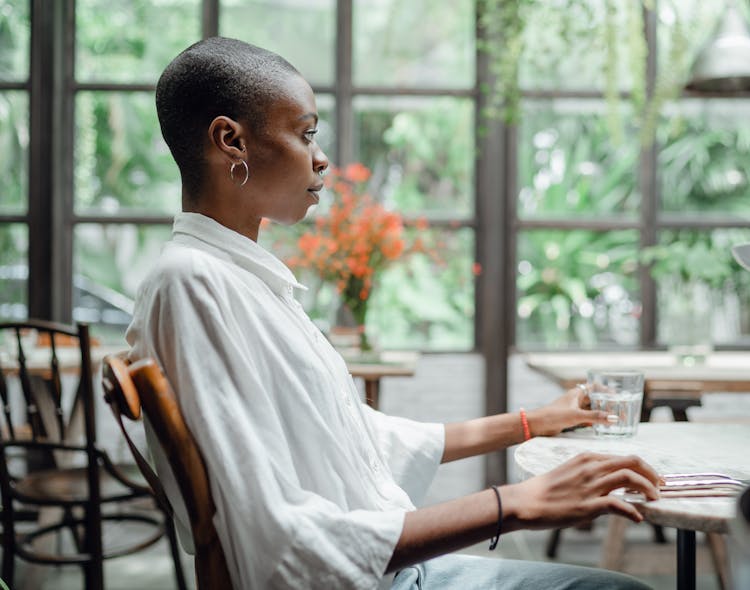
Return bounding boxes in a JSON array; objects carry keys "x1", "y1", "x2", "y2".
[
  {"x1": 129, "y1": 265, "x2": 405, "y2": 590},
  {"x1": 361, "y1": 405, "x2": 445, "y2": 507}
]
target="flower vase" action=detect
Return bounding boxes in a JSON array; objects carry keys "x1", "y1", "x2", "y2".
[
  {"x1": 331, "y1": 287, "x2": 378, "y2": 360},
  {"x1": 344, "y1": 297, "x2": 373, "y2": 354}
]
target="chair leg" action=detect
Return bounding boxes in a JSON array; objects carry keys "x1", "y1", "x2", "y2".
[
  {"x1": 545, "y1": 528, "x2": 562, "y2": 558},
  {"x1": 1, "y1": 510, "x2": 15, "y2": 586},
  {"x1": 83, "y1": 508, "x2": 104, "y2": 590},
  {"x1": 652, "y1": 523, "x2": 667, "y2": 544},
  {"x1": 83, "y1": 559, "x2": 104, "y2": 590},
  {"x1": 164, "y1": 514, "x2": 188, "y2": 590}
]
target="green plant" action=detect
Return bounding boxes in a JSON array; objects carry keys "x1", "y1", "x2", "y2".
[
  {"x1": 478, "y1": 0, "x2": 705, "y2": 146},
  {"x1": 517, "y1": 229, "x2": 640, "y2": 348},
  {"x1": 640, "y1": 232, "x2": 744, "y2": 288},
  {"x1": 659, "y1": 114, "x2": 750, "y2": 213}
]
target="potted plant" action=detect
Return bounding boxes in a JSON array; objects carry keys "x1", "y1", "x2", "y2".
[
  {"x1": 286, "y1": 164, "x2": 434, "y2": 354},
  {"x1": 641, "y1": 234, "x2": 746, "y2": 361}
]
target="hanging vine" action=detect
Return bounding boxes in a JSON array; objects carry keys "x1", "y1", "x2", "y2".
[{"x1": 478, "y1": 0, "x2": 711, "y2": 146}]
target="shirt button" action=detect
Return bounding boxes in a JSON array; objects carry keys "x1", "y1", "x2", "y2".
[
  {"x1": 370, "y1": 455, "x2": 379, "y2": 472},
  {"x1": 342, "y1": 390, "x2": 352, "y2": 406}
]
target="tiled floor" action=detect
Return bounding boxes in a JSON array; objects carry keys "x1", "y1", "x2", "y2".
[
  {"x1": 12, "y1": 522, "x2": 725, "y2": 589},
  {"x1": 8, "y1": 353, "x2": 750, "y2": 589}
]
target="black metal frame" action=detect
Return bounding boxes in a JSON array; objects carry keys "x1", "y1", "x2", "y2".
[{"x1": 5, "y1": 1, "x2": 750, "y2": 490}]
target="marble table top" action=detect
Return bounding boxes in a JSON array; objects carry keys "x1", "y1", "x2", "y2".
[{"x1": 514, "y1": 422, "x2": 750, "y2": 533}]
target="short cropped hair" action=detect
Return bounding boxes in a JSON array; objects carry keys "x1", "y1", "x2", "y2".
[{"x1": 156, "y1": 37, "x2": 300, "y2": 196}]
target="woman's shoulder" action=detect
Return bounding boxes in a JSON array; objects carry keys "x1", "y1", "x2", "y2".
[{"x1": 140, "y1": 242, "x2": 226, "y2": 298}]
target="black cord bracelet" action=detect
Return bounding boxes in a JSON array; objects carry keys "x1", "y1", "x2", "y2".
[{"x1": 488, "y1": 485, "x2": 503, "y2": 550}]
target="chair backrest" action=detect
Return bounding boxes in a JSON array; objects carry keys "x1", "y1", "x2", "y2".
[
  {"x1": 102, "y1": 355, "x2": 232, "y2": 590},
  {"x1": 0, "y1": 320, "x2": 97, "y2": 472},
  {"x1": 0, "y1": 319, "x2": 104, "y2": 568}
]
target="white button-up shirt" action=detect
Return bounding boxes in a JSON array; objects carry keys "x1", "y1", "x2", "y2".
[{"x1": 126, "y1": 212, "x2": 444, "y2": 589}]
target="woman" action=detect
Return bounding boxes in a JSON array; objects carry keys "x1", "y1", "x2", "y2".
[{"x1": 127, "y1": 37, "x2": 659, "y2": 589}]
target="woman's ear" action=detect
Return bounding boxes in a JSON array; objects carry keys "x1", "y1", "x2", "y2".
[{"x1": 208, "y1": 115, "x2": 246, "y2": 160}]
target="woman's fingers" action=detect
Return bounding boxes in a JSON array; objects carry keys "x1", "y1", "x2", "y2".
[
  {"x1": 594, "y1": 468, "x2": 660, "y2": 501},
  {"x1": 602, "y1": 454, "x2": 661, "y2": 486},
  {"x1": 574, "y1": 452, "x2": 661, "y2": 487},
  {"x1": 577, "y1": 408, "x2": 616, "y2": 425},
  {"x1": 590, "y1": 495, "x2": 645, "y2": 523}
]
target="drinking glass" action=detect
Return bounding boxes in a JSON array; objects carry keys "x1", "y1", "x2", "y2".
[{"x1": 586, "y1": 369, "x2": 644, "y2": 437}]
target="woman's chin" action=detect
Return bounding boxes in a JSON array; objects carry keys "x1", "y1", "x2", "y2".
[{"x1": 269, "y1": 208, "x2": 315, "y2": 226}]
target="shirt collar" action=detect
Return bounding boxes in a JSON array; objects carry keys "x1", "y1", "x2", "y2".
[{"x1": 171, "y1": 212, "x2": 307, "y2": 296}]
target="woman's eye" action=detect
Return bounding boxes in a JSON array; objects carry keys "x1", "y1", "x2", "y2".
[{"x1": 303, "y1": 128, "x2": 319, "y2": 143}]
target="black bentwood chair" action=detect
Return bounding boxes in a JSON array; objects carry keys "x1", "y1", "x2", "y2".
[{"x1": 0, "y1": 320, "x2": 186, "y2": 590}]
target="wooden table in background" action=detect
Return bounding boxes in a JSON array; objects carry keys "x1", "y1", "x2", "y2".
[
  {"x1": 524, "y1": 351, "x2": 750, "y2": 421},
  {"x1": 345, "y1": 351, "x2": 419, "y2": 410},
  {"x1": 3, "y1": 344, "x2": 419, "y2": 413}
]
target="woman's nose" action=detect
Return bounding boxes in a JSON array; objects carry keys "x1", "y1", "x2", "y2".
[{"x1": 313, "y1": 144, "x2": 329, "y2": 175}]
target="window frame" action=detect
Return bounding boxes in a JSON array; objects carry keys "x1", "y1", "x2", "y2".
[{"x1": 9, "y1": 1, "x2": 750, "y2": 486}]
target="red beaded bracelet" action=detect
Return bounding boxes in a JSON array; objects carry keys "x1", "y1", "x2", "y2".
[{"x1": 520, "y1": 407, "x2": 531, "y2": 441}]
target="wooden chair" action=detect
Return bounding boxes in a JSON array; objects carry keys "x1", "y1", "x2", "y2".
[
  {"x1": 0, "y1": 320, "x2": 186, "y2": 590},
  {"x1": 102, "y1": 354, "x2": 232, "y2": 590}
]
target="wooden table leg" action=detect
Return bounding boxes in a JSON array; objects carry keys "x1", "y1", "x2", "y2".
[
  {"x1": 706, "y1": 532, "x2": 729, "y2": 590},
  {"x1": 364, "y1": 379, "x2": 380, "y2": 410},
  {"x1": 600, "y1": 514, "x2": 629, "y2": 571}
]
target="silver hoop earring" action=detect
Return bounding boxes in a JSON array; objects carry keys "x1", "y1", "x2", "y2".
[{"x1": 230, "y1": 160, "x2": 249, "y2": 187}]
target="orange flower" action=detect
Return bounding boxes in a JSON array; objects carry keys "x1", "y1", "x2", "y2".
[
  {"x1": 344, "y1": 162, "x2": 371, "y2": 183},
  {"x1": 285, "y1": 163, "x2": 436, "y2": 308}
]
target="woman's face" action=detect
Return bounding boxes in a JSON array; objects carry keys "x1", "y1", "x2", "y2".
[{"x1": 245, "y1": 73, "x2": 329, "y2": 225}]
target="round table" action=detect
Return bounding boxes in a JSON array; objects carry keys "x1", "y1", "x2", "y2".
[{"x1": 514, "y1": 422, "x2": 750, "y2": 590}]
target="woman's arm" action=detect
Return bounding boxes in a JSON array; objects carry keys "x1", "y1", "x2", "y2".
[
  {"x1": 442, "y1": 386, "x2": 611, "y2": 463},
  {"x1": 387, "y1": 452, "x2": 660, "y2": 572}
]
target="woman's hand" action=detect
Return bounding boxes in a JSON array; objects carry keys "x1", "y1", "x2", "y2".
[
  {"x1": 527, "y1": 385, "x2": 612, "y2": 437},
  {"x1": 502, "y1": 452, "x2": 661, "y2": 530}
]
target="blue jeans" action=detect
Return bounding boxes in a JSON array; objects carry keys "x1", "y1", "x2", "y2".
[{"x1": 392, "y1": 554, "x2": 651, "y2": 590}]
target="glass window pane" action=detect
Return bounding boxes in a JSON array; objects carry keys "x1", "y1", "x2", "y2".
[
  {"x1": 518, "y1": 99, "x2": 640, "y2": 219},
  {"x1": 0, "y1": 91, "x2": 28, "y2": 214},
  {"x1": 0, "y1": 223, "x2": 27, "y2": 320},
  {"x1": 370, "y1": 227, "x2": 474, "y2": 351},
  {"x1": 73, "y1": 224, "x2": 171, "y2": 342},
  {"x1": 353, "y1": 96, "x2": 474, "y2": 217},
  {"x1": 220, "y1": 0, "x2": 335, "y2": 87},
  {"x1": 75, "y1": 91, "x2": 180, "y2": 216},
  {"x1": 650, "y1": 229, "x2": 750, "y2": 348},
  {"x1": 353, "y1": 0, "x2": 474, "y2": 88},
  {"x1": 516, "y1": 229, "x2": 640, "y2": 349},
  {"x1": 0, "y1": 0, "x2": 30, "y2": 81},
  {"x1": 519, "y1": 0, "x2": 634, "y2": 91},
  {"x1": 659, "y1": 100, "x2": 750, "y2": 216},
  {"x1": 76, "y1": 0, "x2": 200, "y2": 83}
]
